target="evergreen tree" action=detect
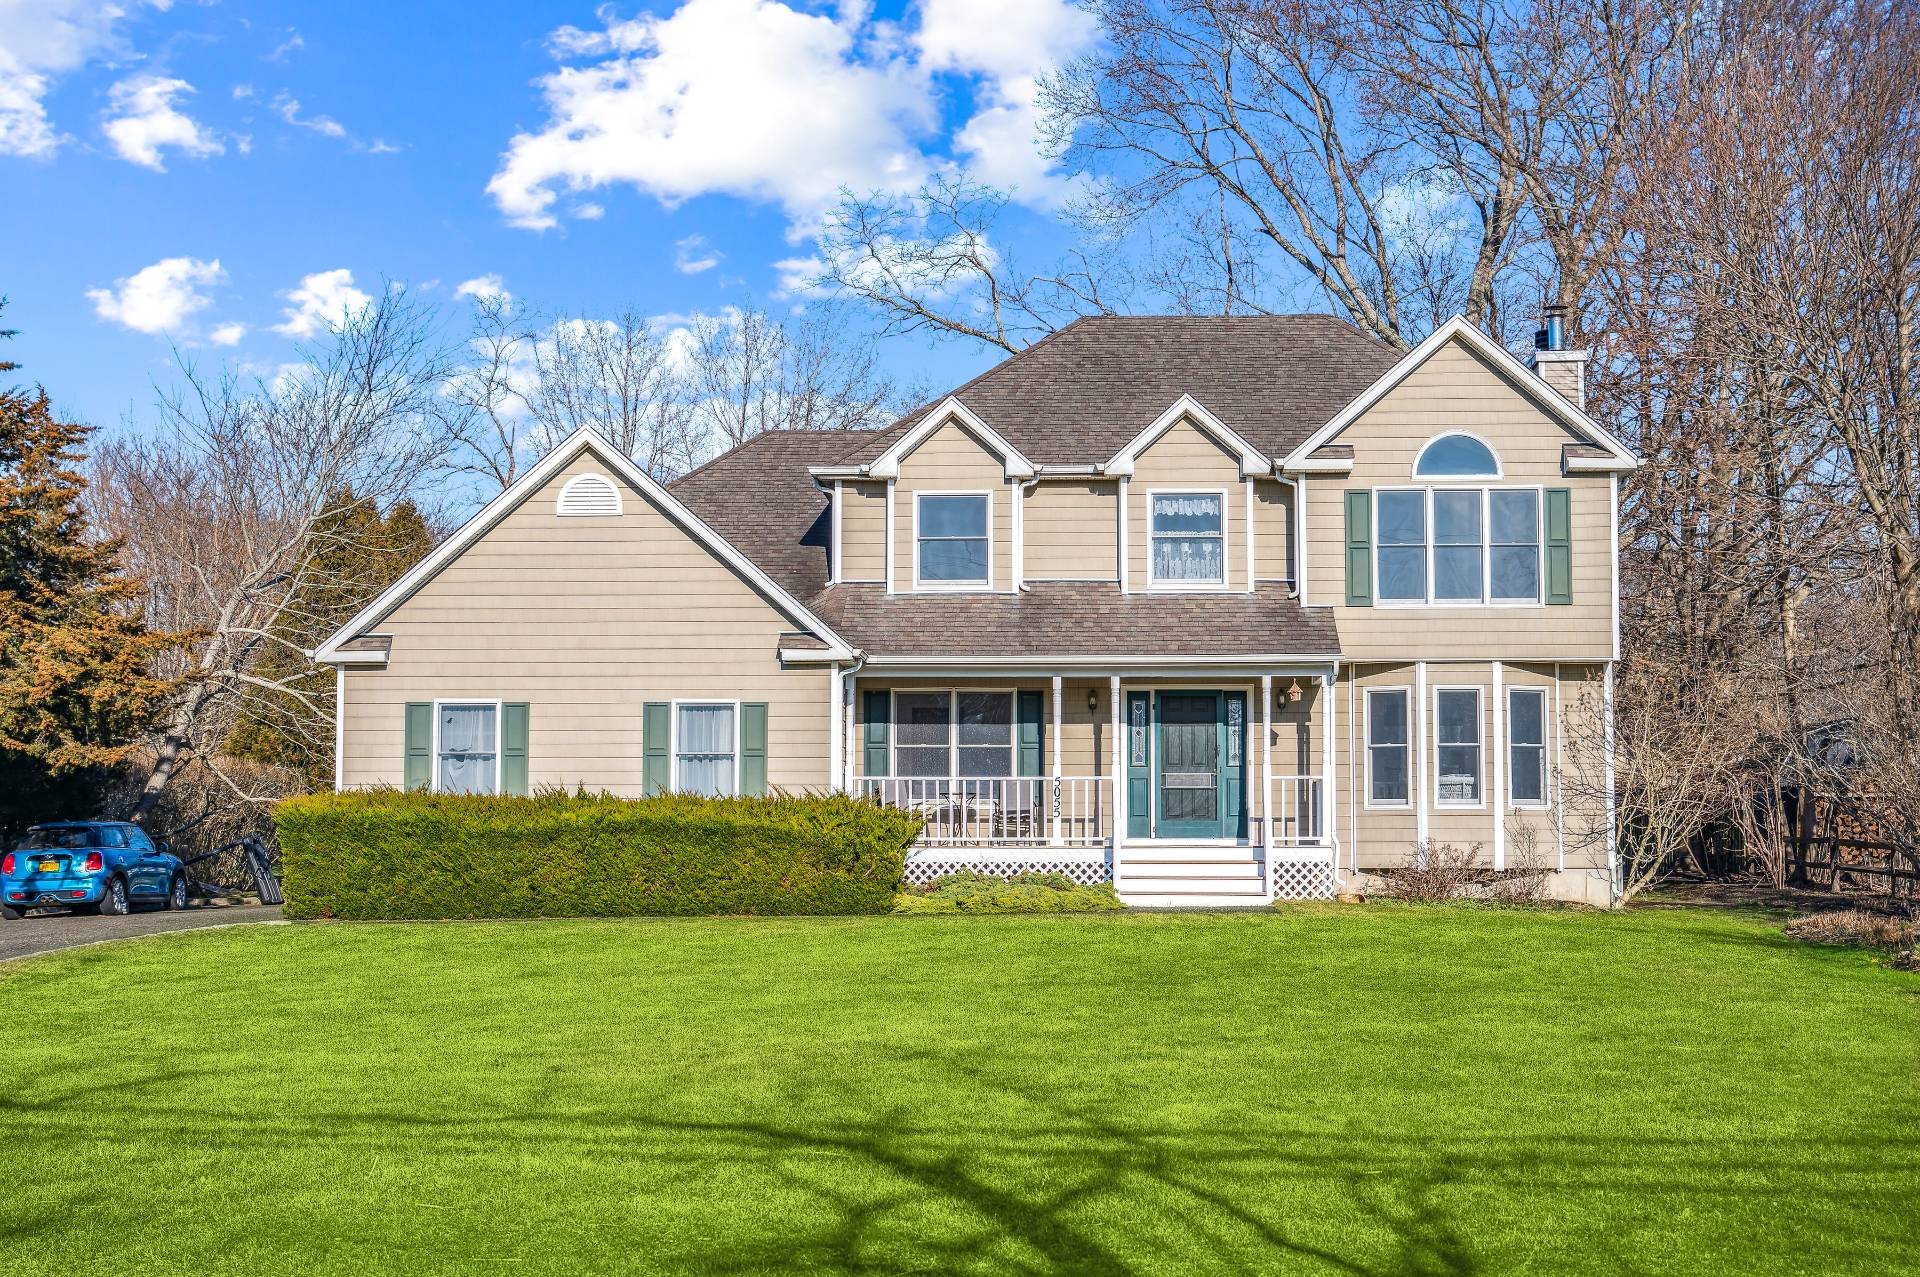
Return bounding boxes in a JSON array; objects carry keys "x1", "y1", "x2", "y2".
[{"x1": 0, "y1": 308, "x2": 181, "y2": 832}]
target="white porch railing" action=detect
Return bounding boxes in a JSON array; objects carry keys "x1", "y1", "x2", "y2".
[
  {"x1": 858, "y1": 776, "x2": 1107, "y2": 846},
  {"x1": 1264, "y1": 775, "x2": 1325, "y2": 846}
]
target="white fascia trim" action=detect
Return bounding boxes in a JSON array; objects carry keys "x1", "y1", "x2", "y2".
[
  {"x1": 313, "y1": 428, "x2": 857, "y2": 663},
  {"x1": 1281, "y1": 457, "x2": 1354, "y2": 475},
  {"x1": 1105, "y1": 395, "x2": 1268, "y2": 479},
  {"x1": 867, "y1": 398, "x2": 1035, "y2": 480},
  {"x1": 1282, "y1": 316, "x2": 1641, "y2": 470},
  {"x1": 316, "y1": 645, "x2": 392, "y2": 668},
  {"x1": 1565, "y1": 455, "x2": 1636, "y2": 474},
  {"x1": 860, "y1": 653, "x2": 1342, "y2": 671}
]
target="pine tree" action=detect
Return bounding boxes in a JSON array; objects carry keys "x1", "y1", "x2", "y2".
[{"x1": 0, "y1": 309, "x2": 181, "y2": 830}]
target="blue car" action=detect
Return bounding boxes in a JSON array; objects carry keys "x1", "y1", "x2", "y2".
[{"x1": 1, "y1": 822, "x2": 187, "y2": 920}]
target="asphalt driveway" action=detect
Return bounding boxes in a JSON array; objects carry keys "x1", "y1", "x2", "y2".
[{"x1": 0, "y1": 902, "x2": 284, "y2": 963}]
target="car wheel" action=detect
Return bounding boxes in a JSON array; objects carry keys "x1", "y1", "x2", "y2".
[
  {"x1": 165, "y1": 875, "x2": 188, "y2": 911},
  {"x1": 97, "y1": 876, "x2": 131, "y2": 917}
]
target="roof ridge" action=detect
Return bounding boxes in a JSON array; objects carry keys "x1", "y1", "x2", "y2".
[{"x1": 673, "y1": 426, "x2": 884, "y2": 488}]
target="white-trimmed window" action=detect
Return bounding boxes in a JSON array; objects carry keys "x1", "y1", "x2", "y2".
[
  {"x1": 1414, "y1": 433, "x2": 1501, "y2": 478},
  {"x1": 1509, "y1": 688, "x2": 1548, "y2": 807},
  {"x1": 915, "y1": 492, "x2": 990, "y2": 587},
  {"x1": 556, "y1": 473, "x2": 623, "y2": 517},
  {"x1": 1377, "y1": 487, "x2": 1543, "y2": 605},
  {"x1": 1365, "y1": 688, "x2": 1411, "y2": 806},
  {"x1": 674, "y1": 702, "x2": 738, "y2": 796},
  {"x1": 893, "y1": 689, "x2": 1013, "y2": 778},
  {"x1": 435, "y1": 701, "x2": 500, "y2": 794},
  {"x1": 1150, "y1": 491, "x2": 1225, "y2": 586},
  {"x1": 1434, "y1": 688, "x2": 1483, "y2": 807}
]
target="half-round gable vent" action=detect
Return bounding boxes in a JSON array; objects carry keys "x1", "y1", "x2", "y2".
[{"x1": 556, "y1": 473, "x2": 623, "y2": 517}]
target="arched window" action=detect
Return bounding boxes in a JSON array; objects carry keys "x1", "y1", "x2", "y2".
[
  {"x1": 1413, "y1": 433, "x2": 1501, "y2": 478},
  {"x1": 556, "y1": 473, "x2": 623, "y2": 517}
]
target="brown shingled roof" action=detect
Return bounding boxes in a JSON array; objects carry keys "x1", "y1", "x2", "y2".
[
  {"x1": 810, "y1": 582, "x2": 1337, "y2": 659},
  {"x1": 845, "y1": 315, "x2": 1398, "y2": 468}
]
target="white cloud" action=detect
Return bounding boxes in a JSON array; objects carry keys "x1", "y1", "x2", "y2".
[
  {"x1": 270, "y1": 91, "x2": 346, "y2": 139},
  {"x1": 0, "y1": 0, "x2": 171, "y2": 158},
  {"x1": 488, "y1": 0, "x2": 934, "y2": 231},
  {"x1": 102, "y1": 75, "x2": 222, "y2": 170},
  {"x1": 674, "y1": 234, "x2": 721, "y2": 274},
  {"x1": 209, "y1": 321, "x2": 247, "y2": 346},
  {"x1": 272, "y1": 268, "x2": 371, "y2": 337},
  {"x1": 455, "y1": 274, "x2": 510, "y2": 301},
  {"x1": 267, "y1": 32, "x2": 304, "y2": 63},
  {"x1": 86, "y1": 255, "x2": 225, "y2": 335}
]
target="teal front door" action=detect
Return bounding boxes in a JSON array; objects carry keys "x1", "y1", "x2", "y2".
[{"x1": 1152, "y1": 691, "x2": 1247, "y2": 839}]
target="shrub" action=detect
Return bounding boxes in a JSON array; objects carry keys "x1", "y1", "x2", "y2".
[
  {"x1": 892, "y1": 868, "x2": 1124, "y2": 915},
  {"x1": 1785, "y1": 909, "x2": 1918, "y2": 965},
  {"x1": 1370, "y1": 834, "x2": 1555, "y2": 905},
  {"x1": 276, "y1": 788, "x2": 919, "y2": 920}
]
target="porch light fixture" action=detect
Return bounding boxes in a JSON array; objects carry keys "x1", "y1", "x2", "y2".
[{"x1": 1087, "y1": 688, "x2": 1099, "y2": 714}]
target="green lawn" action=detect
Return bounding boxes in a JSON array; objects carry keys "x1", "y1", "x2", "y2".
[{"x1": 2, "y1": 907, "x2": 1915, "y2": 1276}]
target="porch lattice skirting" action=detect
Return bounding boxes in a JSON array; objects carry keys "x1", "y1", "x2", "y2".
[
  {"x1": 1265, "y1": 850, "x2": 1338, "y2": 901},
  {"x1": 903, "y1": 848, "x2": 1112, "y2": 887}
]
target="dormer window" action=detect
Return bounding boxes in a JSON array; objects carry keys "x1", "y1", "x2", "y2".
[
  {"x1": 1414, "y1": 433, "x2": 1501, "y2": 478},
  {"x1": 915, "y1": 492, "x2": 990, "y2": 588},
  {"x1": 1150, "y1": 491, "x2": 1226, "y2": 587}
]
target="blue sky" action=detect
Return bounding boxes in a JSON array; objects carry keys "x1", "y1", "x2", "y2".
[{"x1": 2, "y1": 0, "x2": 1099, "y2": 431}]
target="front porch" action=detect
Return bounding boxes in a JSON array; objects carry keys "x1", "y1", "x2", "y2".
[{"x1": 833, "y1": 669, "x2": 1341, "y2": 903}]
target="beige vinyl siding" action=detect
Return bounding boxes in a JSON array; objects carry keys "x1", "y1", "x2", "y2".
[
  {"x1": 1023, "y1": 480, "x2": 1119, "y2": 580},
  {"x1": 890, "y1": 423, "x2": 1014, "y2": 593},
  {"x1": 1305, "y1": 338, "x2": 1615, "y2": 660},
  {"x1": 1252, "y1": 478, "x2": 1295, "y2": 586},
  {"x1": 1333, "y1": 660, "x2": 1607, "y2": 873},
  {"x1": 838, "y1": 482, "x2": 886, "y2": 581},
  {"x1": 341, "y1": 456, "x2": 830, "y2": 794},
  {"x1": 1127, "y1": 419, "x2": 1248, "y2": 592}
]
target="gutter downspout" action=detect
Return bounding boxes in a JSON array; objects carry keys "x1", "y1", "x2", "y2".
[
  {"x1": 1016, "y1": 476, "x2": 1041, "y2": 592},
  {"x1": 1273, "y1": 472, "x2": 1301, "y2": 599}
]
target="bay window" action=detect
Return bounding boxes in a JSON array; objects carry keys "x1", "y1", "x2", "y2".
[{"x1": 1150, "y1": 492, "x2": 1225, "y2": 586}]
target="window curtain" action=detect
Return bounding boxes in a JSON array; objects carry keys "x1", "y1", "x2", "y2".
[
  {"x1": 675, "y1": 703, "x2": 736, "y2": 796},
  {"x1": 437, "y1": 704, "x2": 497, "y2": 794},
  {"x1": 1151, "y1": 494, "x2": 1224, "y2": 582}
]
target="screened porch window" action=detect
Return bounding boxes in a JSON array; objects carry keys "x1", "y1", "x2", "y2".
[
  {"x1": 675, "y1": 702, "x2": 737, "y2": 796},
  {"x1": 436, "y1": 703, "x2": 498, "y2": 795},
  {"x1": 893, "y1": 690, "x2": 1013, "y2": 778},
  {"x1": 1150, "y1": 492, "x2": 1224, "y2": 585},
  {"x1": 1435, "y1": 689, "x2": 1483, "y2": 806}
]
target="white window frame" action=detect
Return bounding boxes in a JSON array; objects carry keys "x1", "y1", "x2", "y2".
[
  {"x1": 1373, "y1": 485, "x2": 1545, "y2": 608},
  {"x1": 1363, "y1": 686, "x2": 1413, "y2": 810},
  {"x1": 912, "y1": 490, "x2": 994, "y2": 591},
  {"x1": 1146, "y1": 486, "x2": 1230, "y2": 591},
  {"x1": 1507, "y1": 687, "x2": 1550, "y2": 810},
  {"x1": 668, "y1": 698, "x2": 743, "y2": 797},
  {"x1": 889, "y1": 687, "x2": 1018, "y2": 780},
  {"x1": 1412, "y1": 431, "x2": 1504, "y2": 480},
  {"x1": 1432, "y1": 685, "x2": 1486, "y2": 810},
  {"x1": 430, "y1": 698, "x2": 503, "y2": 796}
]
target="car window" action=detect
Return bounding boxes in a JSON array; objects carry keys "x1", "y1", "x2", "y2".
[
  {"x1": 98, "y1": 826, "x2": 127, "y2": 848},
  {"x1": 21, "y1": 828, "x2": 94, "y2": 849},
  {"x1": 126, "y1": 828, "x2": 155, "y2": 853}
]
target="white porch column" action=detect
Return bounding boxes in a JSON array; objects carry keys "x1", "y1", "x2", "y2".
[
  {"x1": 1492, "y1": 660, "x2": 1506, "y2": 869},
  {"x1": 1260, "y1": 673, "x2": 1273, "y2": 849},
  {"x1": 844, "y1": 673, "x2": 861, "y2": 792},
  {"x1": 1109, "y1": 675, "x2": 1123, "y2": 859},
  {"x1": 1322, "y1": 666, "x2": 1337, "y2": 866},
  {"x1": 828, "y1": 663, "x2": 843, "y2": 792},
  {"x1": 1050, "y1": 675, "x2": 1064, "y2": 846}
]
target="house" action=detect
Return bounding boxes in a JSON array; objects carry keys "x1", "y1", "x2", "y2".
[{"x1": 315, "y1": 312, "x2": 1634, "y2": 905}]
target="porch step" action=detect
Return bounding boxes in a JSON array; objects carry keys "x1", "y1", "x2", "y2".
[{"x1": 1115, "y1": 849, "x2": 1268, "y2": 906}]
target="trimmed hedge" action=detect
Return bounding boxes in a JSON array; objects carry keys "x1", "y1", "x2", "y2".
[
  {"x1": 277, "y1": 789, "x2": 919, "y2": 920},
  {"x1": 892, "y1": 869, "x2": 1125, "y2": 915}
]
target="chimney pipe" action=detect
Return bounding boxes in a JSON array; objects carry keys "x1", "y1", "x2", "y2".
[{"x1": 1529, "y1": 302, "x2": 1587, "y2": 410}]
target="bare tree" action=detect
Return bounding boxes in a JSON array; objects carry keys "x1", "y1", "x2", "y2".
[
  {"x1": 690, "y1": 305, "x2": 910, "y2": 449},
  {"x1": 91, "y1": 291, "x2": 457, "y2": 817},
  {"x1": 525, "y1": 310, "x2": 703, "y2": 478},
  {"x1": 442, "y1": 292, "x2": 539, "y2": 491}
]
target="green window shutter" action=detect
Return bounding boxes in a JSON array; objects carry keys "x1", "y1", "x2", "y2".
[
  {"x1": 643, "y1": 702, "x2": 671, "y2": 796},
  {"x1": 740, "y1": 702, "x2": 769, "y2": 796},
  {"x1": 862, "y1": 690, "x2": 891, "y2": 778},
  {"x1": 1546, "y1": 487, "x2": 1573, "y2": 605},
  {"x1": 502, "y1": 703, "x2": 530, "y2": 796},
  {"x1": 1016, "y1": 690, "x2": 1045, "y2": 777},
  {"x1": 404, "y1": 703, "x2": 432, "y2": 791},
  {"x1": 1344, "y1": 490, "x2": 1373, "y2": 606}
]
